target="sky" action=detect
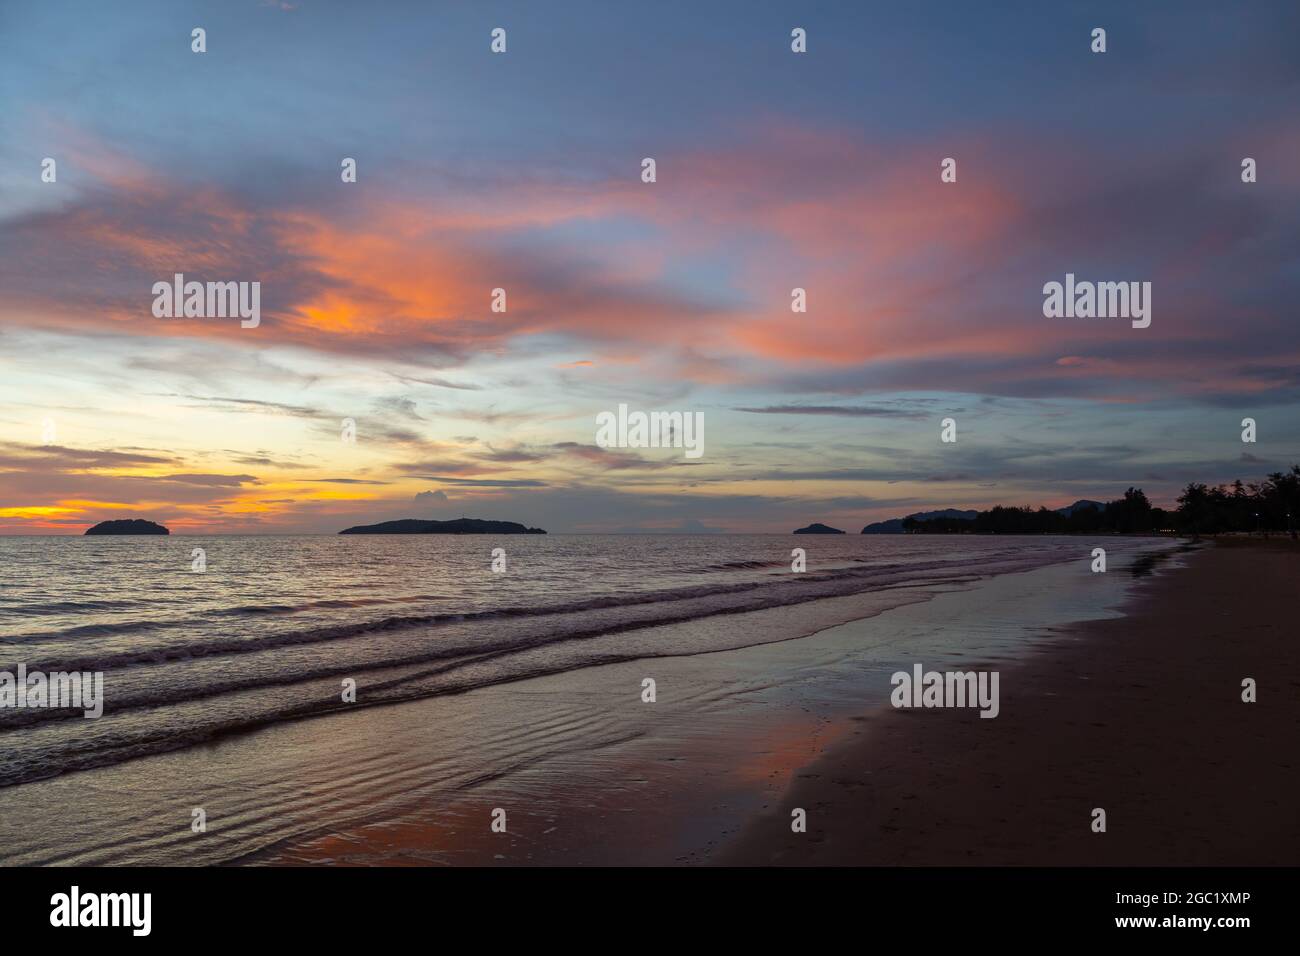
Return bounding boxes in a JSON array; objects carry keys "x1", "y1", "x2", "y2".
[{"x1": 1, "y1": 0, "x2": 1298, "y2": 533}]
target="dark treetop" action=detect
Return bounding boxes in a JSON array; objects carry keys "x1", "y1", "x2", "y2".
[
  {"x1": 85, "y1": 519, "x2": 170, "y2": 535},
  {"x1": 338, "y1": 518, "x2": 546, "y2": 535},
  {"x1": 865, "y1": 467, "x2": 1300, "y2": 535},
  {"x1": 862, "y1": 509, "x2": 979, "y2": 534}
]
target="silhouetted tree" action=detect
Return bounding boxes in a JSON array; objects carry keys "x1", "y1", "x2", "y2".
[{"x1": 896, "y1": 465, "x2": 1299, "y2": 535}]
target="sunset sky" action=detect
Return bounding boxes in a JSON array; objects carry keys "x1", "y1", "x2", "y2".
[{"x1": 1, "y1": 0, "x2": 1298, "y2": 533}]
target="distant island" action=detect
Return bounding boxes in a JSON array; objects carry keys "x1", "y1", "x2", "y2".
[
  {"x1": 85, "y1": 519, "x2": 170, "y2": 535},
  {"x1": 856, "y1": 466, "x2": 1300, "y2": 535},
  {"x1": 793, "y1": 522, "x2": 845, "y2": 534},
  {"x1": 339, "y1": 518, "x2": 546, "y2": 535},
  {"x1": 863, "y1": 502, "x2": 1109, "y2": 534},
  {"x1": 862, "y1": 509, "x2": 979, "y2": 534}
]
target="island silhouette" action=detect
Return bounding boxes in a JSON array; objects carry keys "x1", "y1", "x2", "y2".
[
  {"x1": 793, "y1": 522, "x2": 845, "y2": 534},
  {"x1": 85, "y1": 519, "x2": 170, "y2": 535},
  {"x1": 862, "y1": 509, "x2": 979, "y2": 534},
  {"x1": 856, "y1": 467, "x2": 1300, "y2": 536},
  {"x1": 339, "y1": 518, "x2": 546, "y2": 535}
]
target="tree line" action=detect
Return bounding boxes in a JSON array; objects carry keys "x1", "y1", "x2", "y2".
[{"x1": 901, "y1": 465, "x2": 1300, "y2": 536}]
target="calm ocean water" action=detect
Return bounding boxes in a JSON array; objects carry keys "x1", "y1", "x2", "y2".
[{"x1": 0, "y1": 533, "x2": 1175, "y2": 792}]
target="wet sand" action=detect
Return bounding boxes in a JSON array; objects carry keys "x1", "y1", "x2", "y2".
[
  {"x1": 26, "y1": 535, "x2": 1255, "y2": 868},
  {"x1": 719, "y1": 539, "x2": 1300, "y2": 865},
  {"x1": 244, "y1": 541, "x2": 1185, "y2": 867},
  {"x1": 11, "y1": 538, "x2": 1279, "y2": 867}
]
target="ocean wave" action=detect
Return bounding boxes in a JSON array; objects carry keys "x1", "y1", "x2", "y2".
[
  {"x1": 0, "y1": 538, "x2": 1178, "y2": 788},
  {"x1": 7, "y1": 557, "x2": 971, "y2": 674}
]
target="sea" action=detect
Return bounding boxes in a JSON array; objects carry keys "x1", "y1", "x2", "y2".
[{"x1": 0, "y1": 533, "x2": 1182, "y2": 864}]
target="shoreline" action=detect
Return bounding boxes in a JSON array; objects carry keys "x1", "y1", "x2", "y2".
[
  {"x1": 0, "y1": 537, "x2": 1230, "y2": 866},
  {"x1": 717, "y1": 539, "x2": 1300, "y2": 865},
  {"x1": 243, "y1": 543, "x2": 1176, "y2": 866}
]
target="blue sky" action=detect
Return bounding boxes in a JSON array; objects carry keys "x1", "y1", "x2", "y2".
[{"x1": 1, "y1": 0, "x2": 1297, "y2": 532}]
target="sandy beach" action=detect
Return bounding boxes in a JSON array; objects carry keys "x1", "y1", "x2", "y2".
[
  {"x1": 720, "y1": 539, "x2": 1300, "y2": 866},
  {"x1": 234, "y1": 536, "x2": 1286, "y2": 869},
  {"x1": 3, "y1": 537, "x2": 1291, "y2": 868},
  {"x1": 6, "y1": 9, "x2": 1300, "y2": 939}
]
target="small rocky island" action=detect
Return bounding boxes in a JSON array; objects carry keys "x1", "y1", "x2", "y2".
[
  {"x1": 85, "y1": 519, "x2": 170, "y2": 535},
  {"x1": 339, "y1": 518, "x2": 546, "y2": 535},
  {"x1": 793, "y1": 522, "x2": 845, "y2": 534}
]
